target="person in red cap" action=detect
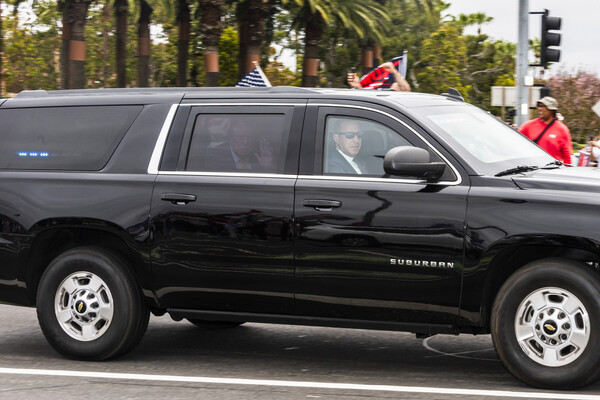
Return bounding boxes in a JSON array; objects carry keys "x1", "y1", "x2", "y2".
[{"x1": 519, "y1": 96, "x2": 572, "y2": 165}]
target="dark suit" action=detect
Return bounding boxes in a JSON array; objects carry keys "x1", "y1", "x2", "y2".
[
  {"x1": 204, "y1": 143, "x2": 259, "y2": 172},
  {"x1": 326, "y1": 148, "x2": 369, "y2": 174}
]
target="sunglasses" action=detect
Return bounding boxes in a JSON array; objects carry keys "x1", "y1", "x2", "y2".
[{"x1": 338, "y1": 131, "x2": 363, "y2": 139}]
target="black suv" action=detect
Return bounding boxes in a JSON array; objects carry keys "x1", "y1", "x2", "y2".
[{"x1": 1, "y1": 87, "x2": 599, "y2": 389}]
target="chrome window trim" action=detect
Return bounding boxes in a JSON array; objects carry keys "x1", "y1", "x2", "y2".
[
  {"x1": 297, "y1": 174, "x2": 450, "y2": 186},
  {"x1": 148, "y1": 102, "x2": 463, "y2": 186},
  {"x1": 148, "y1": 104, "x2": 179, "y2": 174},
  {"x1": 157, "y1": 171, "x2": 298, "y2": 180},
  {"x1": 156, "y1": 171, "x2": 453, "y2": 187},
  {"x1": 179, "y1": 102, "x2": 305, "y2": 107}
]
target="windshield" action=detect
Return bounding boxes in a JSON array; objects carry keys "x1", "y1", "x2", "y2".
[{"x1": 412, "y1": 104, "x2": 555, "y2": 176}]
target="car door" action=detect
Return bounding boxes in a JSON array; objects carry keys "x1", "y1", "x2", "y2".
[
  {"x1": 294, "y1": 103, "x2": 469, "y2": 325},
  {"x1": 149, "y1": 102, "x2": 304, "y2": 314}
]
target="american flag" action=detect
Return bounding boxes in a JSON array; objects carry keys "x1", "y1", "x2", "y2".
[{"x1": 235, "y1": 64, "x2": 272, "y2": 87}]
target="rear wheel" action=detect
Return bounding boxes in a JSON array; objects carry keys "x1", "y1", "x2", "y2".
[
  {"x1": 491, "y1": 258, "x2": 600, "y2": 388},
  {"x1": 37, "y1": 247, "x2": 149, "y2": 360}
]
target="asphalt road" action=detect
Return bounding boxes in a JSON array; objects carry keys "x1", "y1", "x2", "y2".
[{"x1": 0, "y1": 304, "x2": 599, "y2": 399}]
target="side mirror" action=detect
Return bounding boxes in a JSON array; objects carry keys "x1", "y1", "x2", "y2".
[{"x1": 383, "y1": 146, "x2": 446, "y2": 182}]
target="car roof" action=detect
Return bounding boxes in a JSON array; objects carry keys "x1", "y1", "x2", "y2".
[{"x1": 7, "y1": 87, "x2": 466, "y2": 109}]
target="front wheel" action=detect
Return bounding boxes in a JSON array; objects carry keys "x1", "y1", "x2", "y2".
[
  {"x1": 491, "y1": 258, "x2": 600, "y2": 389},
  {"x1": 36, "y1": 247, "x2": 149, "y2": 360}
]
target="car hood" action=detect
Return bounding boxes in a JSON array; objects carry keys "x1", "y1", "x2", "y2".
[{"x1": 512, "y1": 167, "x2": 600, "y2": 192}]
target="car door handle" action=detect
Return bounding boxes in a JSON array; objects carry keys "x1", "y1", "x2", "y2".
[
  {"x1": 302, "y1": 199, "x2": 342, "y2": 211},
  {"x1": 161, "y1": 193, "x2": 197, "y2": 205}
]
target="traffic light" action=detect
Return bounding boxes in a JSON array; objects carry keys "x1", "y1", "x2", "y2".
[{"x1": 540, "y1": 9, "x2": 561, "y2": 68}]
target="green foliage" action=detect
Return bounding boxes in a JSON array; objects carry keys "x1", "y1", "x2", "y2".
[
  {"x1": 264, "y1": 59, "x2": 301, "y2": 86},
  {"x1": 84, "y1": 5, "x2": 115, "y2": 87},
  {"x1": 460, "y1": 35, "x2": 515, "y2": 111},
  {"x1": 380, "y1": 0, "x2": 447, "y2": 87},
  {"x1": 318, "y1": 24, "x2": 362, "y2": 87},
  {"x1": 447, "y1": 12, "x2": 493, "y2": 35},
  {"x1": 415, "y1": 25, "x2": 468, "y2": 97},
  {"x1": 151, "y1": 23, "x2": 179, "y2": 86},
  {"x1": 218, "y1": 26, "x2": 239, "y2": 86},
  {"x1": 3, "y1": 3, "x2": 60, "y2": 93},
  {"x1": 282, "y1": 0, "x2": 390, "y2": 42}
]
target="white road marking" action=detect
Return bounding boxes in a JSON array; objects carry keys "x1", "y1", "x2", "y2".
[
  {"x1": 422, "y1": 336, "x2": 498, "y2": 361},
  {"x1": 0, "y1": 367, "x2": 598, "y2": 399}
]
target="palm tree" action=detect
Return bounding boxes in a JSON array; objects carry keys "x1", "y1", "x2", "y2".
[
  {"x1": 360, "y1": 0, "x2": 387, "y2": 75},
  {"x1": 472, "y1": 12, "x2": 492, "y2": 35},
  {"x1": 137, "y1": 0, "x2": 152, "y2": 87},
  {"x1": 236, "y1": 0, "x2": 272, "y2": 76},
  {"x1": 59, "y1": 0, "x2": 93, "y2": 89},
  {"x1": 114, "y1": 0, "x2": 129, "y2": 87},
  {"x1": 198, "y1": 0, "x2": 224, "y2": 86},
  {"x1": 131, "y1": 0, "x2": 167, "y2": 87},
  {"x1": 282, "y1": 0, "x2": 389, "y2": 87},
  {"x1": 176, "y1": 0, "x2": 190, "y2": 86}
]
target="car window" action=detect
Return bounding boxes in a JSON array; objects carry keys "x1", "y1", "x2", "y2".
[
  {"x1": 323, "y1": 116, "x2": 412, "y2": 176},
  {"x1": 186, "y1": 113, "x2": 289, "y2": 174},
  {"x1": 0, "y1": 106, "x2": 142, "y2": 170},
  {"x1": 413, "y1": 104, "x2": 554, "y2": 175}
]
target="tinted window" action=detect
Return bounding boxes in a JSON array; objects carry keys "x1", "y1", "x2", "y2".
[
  {"x1": 0, "y1": 106, "x2": 142, "y2": 170},
  {"x1": 186, "y1": 113, "x2": 289, "y2": 174},
  {"x1": 324, "y1": 116, "x2": 412, "y2": 176}
]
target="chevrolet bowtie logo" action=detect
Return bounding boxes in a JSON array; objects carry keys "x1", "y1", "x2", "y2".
[{"x1": 544, "y1": 324, "x2": 556, "y2": 332}]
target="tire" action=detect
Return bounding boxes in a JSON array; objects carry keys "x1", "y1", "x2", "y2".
[
  {"x1": 36, "y1": 247, "x2": 150, "y2": 360},
  {"x1": 491, "y1": 258, "x2": 600, "y2": 389},
  {"x1": 187, "y1": 319, "x2": 245, "y2": 329}
]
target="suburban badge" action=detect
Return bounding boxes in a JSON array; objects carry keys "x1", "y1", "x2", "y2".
[{"x1": 390, "y1": 258, "x2": 454, "y2": 269}]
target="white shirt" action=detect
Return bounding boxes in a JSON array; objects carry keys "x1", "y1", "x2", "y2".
[
  {"x1": 337, "y1": 148, "x2": 362, "y2": 174},
  {"x1": 593, "y1": 147, "x2": 600, "y2": 165}
]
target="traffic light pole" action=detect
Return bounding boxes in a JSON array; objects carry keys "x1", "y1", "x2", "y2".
[{"x1": 515, "y1": 0, "x2": 529, "y2": 128}]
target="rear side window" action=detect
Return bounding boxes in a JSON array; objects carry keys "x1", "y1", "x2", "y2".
[
  {"x1": 0, "y1": 106, "x2": 142, "y2": 170},
  {"x1": 185, "y1": 113, "x2": 290, "y2": 174}
]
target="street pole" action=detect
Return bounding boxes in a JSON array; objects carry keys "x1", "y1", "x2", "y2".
[{"x1": 515, "y1": 0, "x2": 529, "y2": 127}]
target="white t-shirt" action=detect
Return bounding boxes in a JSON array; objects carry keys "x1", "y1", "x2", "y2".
[{"x1": 592, "y1": 147, "x2": 600, "y2": 165}]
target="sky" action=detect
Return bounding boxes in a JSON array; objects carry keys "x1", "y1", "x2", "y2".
[{"x1": 445, "y1": 0, "x2": 600, "y2": 77}]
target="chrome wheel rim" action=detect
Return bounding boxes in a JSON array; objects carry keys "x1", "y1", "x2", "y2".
[
  {"x1": 54, "y1": 271, "x2": 114, "y2": 341},
  {"x1": 515, "y1": 286, "x2": 590, "y2": 367}
]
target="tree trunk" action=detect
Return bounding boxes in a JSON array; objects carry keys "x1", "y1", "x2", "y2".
[
  {"x1": 373, "y1": 43, "x2": 382, "y2": 68},
  {"x1": 237, "y1": 20, "x2": 247, "y2": 80},
  {"x1": 102, "y1": 3, "x2": 110, "y2": 87},
  {"x1": 177, "y1": 0, "x2": 190, "y2": 87},
  {"x1": 199, "y1": 0, "x2": 224, "y2": 87},
  {"x1": 115, "y1": 0, "x2": 128, "y2": 88},
  {"x1": 60, "y1": 2, "x2": 71, "y2": 89},
  {"x1": 362, "y1": 0, "x2": 384, "y2": 75},
  {"x1": 302, "y1": 10, "x2": 325, "y2": 87},
  {"x1": 361, "y1": 41, "x2": 374, "y2": 75},
  {"x1": 67, "y1": 0, "x2": 92, "y2": 89},
  {"x1": 138, "y1": 0, "x2": 152, "y2": 87},
  {"x1": 243, "y1": 0, "x2": 269, "y2": 74}
]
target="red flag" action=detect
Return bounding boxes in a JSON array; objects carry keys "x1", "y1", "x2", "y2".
[{"x1": 359, "y1": 54, "x2": 406, "y2": 90}]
